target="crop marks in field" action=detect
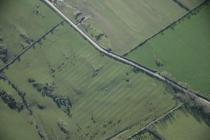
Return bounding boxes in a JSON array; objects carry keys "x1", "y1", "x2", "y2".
[
  {"x1": 3, "y1": 21, "x2": 178, "y2": 140},
  {"x1": 0, "y1": 0, "x2": 209, "y2": 140}
]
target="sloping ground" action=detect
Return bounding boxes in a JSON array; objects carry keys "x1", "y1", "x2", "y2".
[
  {"x1": 2, "y1": 22, "x2": 178, "y2": 140},
  {"x1": 127, "y1": 2, "x2": 210, "y2": 98},
  {"x1": 151, "y1": 109, "x2": 210, "y2": 140},
  {"x1": 0, "y1": 0, "x2": 61, "y2": 67},
  {"x1": 56, "y1": 0, "x2": 186, "y2": 54},
  {"x1": 177, "y1": 0, "x2": 206, "y2": 9}
]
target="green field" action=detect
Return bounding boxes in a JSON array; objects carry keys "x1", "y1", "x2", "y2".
[
  {"x1": 127, "y1": 2, "x2": 210, "y2": 98},
  {"x1": 56, "y1": 0, "x2": 186, "y2": 54},
  {"x1": 0, "y1": 0, "x2": 61, "y2": 67},
  {"x1": 151, "y1": 109, "x2": 210, "y2": 140}
]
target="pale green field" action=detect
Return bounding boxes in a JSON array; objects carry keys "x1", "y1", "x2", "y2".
[
  {"x1": 3, "y1": 23, "x2": 177, "y2": 140},
  {"x1": 58, "y1": 0, "x2": 186, "y2": 54},
  {"x1": 0, "y1": 0, "x2": 61, "y2": 67},
  {"x1": 152, "y1": 109, "x2": 210, "y2": 140},
  {"x1": 127, "y1": 2, "x2": 210, "y2": 98}
]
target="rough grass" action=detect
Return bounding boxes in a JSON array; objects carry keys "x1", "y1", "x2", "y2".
[
  {"x1": 0, "y1": 0, "x2": 61, "y2": 67},
  {"x1": 152, "y1": 109, "x2": 210, "y2": 140},
  {"x1": 127, "y1": 2, "x2": 210, "y2": 98},
  {"x1": 57, "y1": 0, "x2": 186, "y2": 54},
  {"x1": 3, "y1": 23, "x2": 177, "y2": 140}
]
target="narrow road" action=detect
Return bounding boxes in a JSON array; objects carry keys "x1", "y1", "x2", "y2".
[
  {"x1": 42, "y1": 0, "x2": 165, "y2": 80},
  {"x1": 43, "y1": 0, "x2": 210, "y2": 105}
]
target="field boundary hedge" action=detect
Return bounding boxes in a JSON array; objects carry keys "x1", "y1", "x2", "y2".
[{"x1": 123, "y1": 0, "x2": 209, "y2": 56}]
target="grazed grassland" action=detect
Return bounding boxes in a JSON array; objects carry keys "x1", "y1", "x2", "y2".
[
  {"x1": 2, "y1": 23, "x2": 178, "y2": 140},
  {"x1": 127, "y1": 2, "x2": 210, "y2": 98},
  {"x1": 56, "y1": 0, "x2": 186, "y2": 54}
]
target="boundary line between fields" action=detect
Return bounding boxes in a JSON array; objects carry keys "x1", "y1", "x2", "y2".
[
  {"x1": 126, "y1": 104, "x2": 183, "y2": 140},
  {"x1": 0, "y1": 20, "x2": 64, "y2": 73},
  {"x1": 123, "y1": 0, "x2": 209, "y2": 56},
  {"x1": 172, "y1": 0, "x2": 190, "y2": 11},
  {"x1": 105, "y1": 104, "x2": 183, "y2": 140}
]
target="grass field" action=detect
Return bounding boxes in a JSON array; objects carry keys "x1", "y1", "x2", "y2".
[
  {"x1": 56, "y1": 0, "x2": 186, "y2": 54},
  {"x1": 151, "y1": 109, "x2": 210, "y2": 140},
  {"x1": 127, "y1": 2, "x2": 210, "y2": 98},
  {"x1": 2, "y1": 22, "x2": 178, "y2": 140},
  {"x1": 0, "y1": 0, "x2": 61, "y2": 67}
]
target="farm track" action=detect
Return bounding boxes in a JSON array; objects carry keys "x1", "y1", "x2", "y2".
[
  {"x1": 123, "y1": 0, "x2": 208, "y2": 56},
  {"x1": 0, "y1": 20, "x2": 64, "y2": 73}
]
